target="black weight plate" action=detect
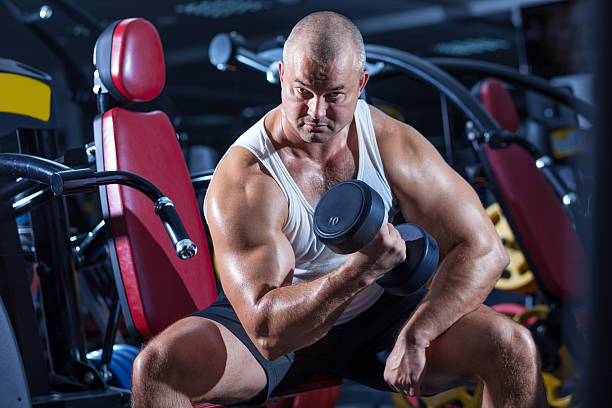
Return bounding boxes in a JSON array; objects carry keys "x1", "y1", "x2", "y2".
[
  {"x1": 314, "y1": 180, "x2": 368, "y2": 240},
  {"x1": 377, "y1": 223, "x2": 439, "y2": 296},
  {"x1": 314, "y1": 180, "x2": 385, "y2": 253}
]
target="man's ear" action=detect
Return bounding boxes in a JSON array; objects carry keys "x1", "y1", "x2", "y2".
[
  {"x1": 279, "y1": 61, "x2": 284, "y2": 86},
  {"x1": 359, "y1": 70, "x2": 370, "y2": 94}
]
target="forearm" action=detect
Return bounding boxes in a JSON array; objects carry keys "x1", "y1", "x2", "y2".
[
  {"x1": 399, "y1": 241, "x2": 507, "y2": 345},
  {"x1": 249, "y1": 261, "x2": 374, "y2": 359}
]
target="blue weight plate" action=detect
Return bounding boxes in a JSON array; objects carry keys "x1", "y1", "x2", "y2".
[
  {"x1": 86, "y1": 347, "x2": 133, "y2": 389},
  {"x1": 108, "y1": 360, "x2": 131, "y2": 388},
  {"x1": 109, "y1": 352, "x2": 133, "y2": 388},
  {"x1": 112, "y1": 344, "x2": 140, "y2": 362}
]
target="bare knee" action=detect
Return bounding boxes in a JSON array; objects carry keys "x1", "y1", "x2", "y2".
[
  {"x1": 132, "y1": 317, "x2": 228, "y2": 401},
  {"x1": 480, "y1": 313, "x2": 540, "y2": 381},
  {"x1": 133, "y1": 340, "x2": 164, "y2": 385},
  {"x1": 471, "y1": 310, "x2": 548, "y2": 407}
]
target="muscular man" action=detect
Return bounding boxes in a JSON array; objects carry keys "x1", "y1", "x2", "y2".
[{"x1": 132, "y1": 11, "x2": 547, "y2": 407}]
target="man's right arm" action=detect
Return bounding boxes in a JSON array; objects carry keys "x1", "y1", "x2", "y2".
[{"x1": 206, "y1": 147, "x2": 404, "y2": 360}]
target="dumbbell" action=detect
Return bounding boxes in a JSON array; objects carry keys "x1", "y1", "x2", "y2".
[{"x1": 313, "y1": 180, "x2": 439, "y2": 296}]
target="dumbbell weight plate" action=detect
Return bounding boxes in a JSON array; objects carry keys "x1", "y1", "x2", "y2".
[
  {"x1": 376, "y1": 223, "x2": 439, "y2": 296},
  {"x1": 314, "y1": 180, "x2": 386, "y2": 254}
]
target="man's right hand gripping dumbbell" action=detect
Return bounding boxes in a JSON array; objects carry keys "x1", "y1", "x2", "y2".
[{"x1": 314, "y1": 180, "x2": 439, "y2": 296}]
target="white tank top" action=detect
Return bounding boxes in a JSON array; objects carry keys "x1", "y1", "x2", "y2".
[{"x1": 207, "y1": 100, "x2": 400, "y2": 324}]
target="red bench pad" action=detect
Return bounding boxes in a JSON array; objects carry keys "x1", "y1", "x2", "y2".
[
  {"x1": 485, "y1": 144, "x2": 584, "y2": 300},
  {"x1": 102, "y1": 107, "x2": 217, "y2": 336}
]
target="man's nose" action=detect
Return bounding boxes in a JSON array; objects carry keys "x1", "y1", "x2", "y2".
[{"x1": 307, "y1": 96, "x2": 327, "y2": 120}]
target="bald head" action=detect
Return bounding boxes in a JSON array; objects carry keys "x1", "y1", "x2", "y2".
[{"x1": 283, "y1": 11, "x2": 366, "y2": 74}]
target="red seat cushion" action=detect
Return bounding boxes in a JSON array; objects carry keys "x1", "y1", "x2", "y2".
[
  {"x1": 102, "y1": 107, "x2": 216, "y2": 336},
  {"x1": 193, "y1": 375, "x2": 343, "y2": 408}
]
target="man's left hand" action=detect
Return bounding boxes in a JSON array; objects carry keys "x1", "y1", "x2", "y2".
[{"x1": 383, "y1": 337, "x2": 428, "y2": 397}]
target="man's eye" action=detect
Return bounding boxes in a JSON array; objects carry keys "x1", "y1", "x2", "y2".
[
  {"x1": 328, "y1": 93, "x2": 340, "y2": 98},
  {"x1": 297, "y1": 88, "x2": 307, "y2": 94}
]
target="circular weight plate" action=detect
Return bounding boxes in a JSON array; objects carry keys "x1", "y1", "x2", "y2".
[
  {"x1": 543, "y1": 372, "x2": 573, "y2": 408},
  {"x1": 494, "y1": 248, "x2": 536, "y2": 293},
  {"x1": 514, "y1": 304, "x2": 549, "y2": 326},
  {"x1": 314, "y1": 181, "x2": 368, "y2": 240},
  {"x1": 112, "y1": 344, "x2": 140, "y2": 362},
  {"x1": 86, "y1": 347, "x2": 133, "y2": 389},
  {"x1": 107, "y1": 359, "x2": 131, "y2": 389},
  {"x1": 314, "y1": 180, "x2": 386, "y2": 253},
  {"x1": 390, "y1": 393, "x2": 421, "y2": 407},
  {"x1": 378, "y1": 223, "x2": 438, "y2": 296},
  {"x1": 486, "y1": 203, "x2": 535, "y2": 294},
  {"x1": 109, "y1": 351, "x2": 133, "y2": 388}
]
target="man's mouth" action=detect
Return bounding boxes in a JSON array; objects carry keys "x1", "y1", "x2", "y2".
[{"x1": 303, "y1": 122, "x2": 328, "y2": 130}]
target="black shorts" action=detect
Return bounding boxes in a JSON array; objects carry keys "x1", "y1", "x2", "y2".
[{"x1": 191, "y1": 287, "x2": 427, "y2": 405}]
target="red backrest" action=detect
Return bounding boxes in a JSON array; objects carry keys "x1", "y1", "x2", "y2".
[
  {"x1": 94, "y1": 18, "x2": 165, "y2": 102},
  {"x1": 93, "y1": 19, "x2": 217, "y2": 338},
  {"x1": 479, "y1": 78, "x2": 584, "y2": 300},
  {"x1": 479, "y1": 78, "x2": 519, "y2": 134}
]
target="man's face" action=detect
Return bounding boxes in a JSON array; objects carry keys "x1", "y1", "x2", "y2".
[{"x1": 279, "y1": 48, "x2": 368, "y2": 144}]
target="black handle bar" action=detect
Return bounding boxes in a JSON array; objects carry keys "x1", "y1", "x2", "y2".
[{"x1": 0, "y1": 153, "x2": 197, "y2": 260}]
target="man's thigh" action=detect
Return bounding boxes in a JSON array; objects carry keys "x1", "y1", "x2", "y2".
[
  {"x1": 189, "y1": 292, "x2": 296, "y2": 404},
  {"x1": 330, "y1": 301, "x2": 512, "y2": 395},
  {"x1": 146, "y1": 316, "x2": 268, "y2": 405},
  {"x1": 298, "y1": 289, "x2": 428, "y2": 392}
]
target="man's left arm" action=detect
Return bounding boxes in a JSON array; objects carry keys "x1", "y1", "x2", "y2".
[{"x1": 370, "y1": 106, "x2": 509, "y2": 395}]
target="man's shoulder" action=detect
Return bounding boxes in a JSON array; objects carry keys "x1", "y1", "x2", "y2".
[
  {"x1": 205, "y1": 148, "x2": 287, "y2": 232},
  {"x1": 213, "y1": 146, "x2": 274, "y2": 190},
  {"x1": 208, "y1": 147, "x2": 284, "y2": 208},
  {"x1": 366, "y1": 103, "x2": 402, "y2": 134},
  {"x1": 366, "y1": 103, "x2": 412, "y2": 144},
  {"x1": 366, "y1": 103, "x2": 431, "y2": 168}
]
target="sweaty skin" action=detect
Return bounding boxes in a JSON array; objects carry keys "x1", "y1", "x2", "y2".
[
  {"x1": 132, "y1": 13, "x2": 547, "y2": 408},
  {"x1": 373, "y1": 107, "x2": 508, "y2": 397},
  {"x1": 206, "y1": 48, "x2": 409, "y2": 359},
  {"x1": 207, "y1": 41, "x2": 507, "y2": 375}
]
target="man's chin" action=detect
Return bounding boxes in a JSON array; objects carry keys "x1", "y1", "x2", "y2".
[
  {"x1": 303, "y1": 132, "x2": 333, "y2": 143},
  {"x1": 297, "y1": 126, "x2": 333, "y2": 142}
]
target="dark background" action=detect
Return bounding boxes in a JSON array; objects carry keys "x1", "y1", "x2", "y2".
[{"x1": 0, "y1": 0, "x2": 594, "y2": 171}]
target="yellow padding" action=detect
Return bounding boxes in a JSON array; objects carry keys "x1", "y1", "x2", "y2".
[{"x1": 0, "y1": 73, "x2": 51, "y2": 121}]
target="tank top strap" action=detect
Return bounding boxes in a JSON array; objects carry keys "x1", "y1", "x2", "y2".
[{"x1": 354, "y1": 100, "x2": 398, "y2": 222}]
